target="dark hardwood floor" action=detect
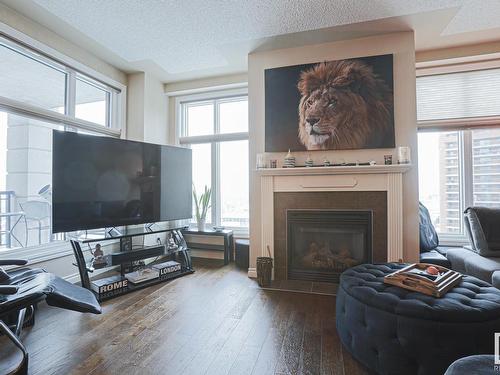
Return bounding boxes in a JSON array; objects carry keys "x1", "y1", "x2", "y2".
[{"x1": 1, "y1": 261, "x2": 369, "y2": 375}]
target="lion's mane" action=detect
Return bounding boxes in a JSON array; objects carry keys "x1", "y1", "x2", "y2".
[{"x1": 297, "y1": 59, "x2": 394, "y2": 150}]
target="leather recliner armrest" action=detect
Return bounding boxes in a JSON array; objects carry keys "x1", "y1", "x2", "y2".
[{"x1": 0, "y1": 285, "x2": 19, "y2": 295}]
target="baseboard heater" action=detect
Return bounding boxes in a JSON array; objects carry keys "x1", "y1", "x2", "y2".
[{"x1": 105, "y1": 244, "x2": 166, "y2": 265}]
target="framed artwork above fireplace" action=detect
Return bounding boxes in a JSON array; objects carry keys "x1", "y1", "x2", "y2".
[{"x1": 264, "y1": 54, "x2": 395, "y2": 152}]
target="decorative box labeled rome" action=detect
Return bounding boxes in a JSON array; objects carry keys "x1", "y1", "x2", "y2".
[{"x1": 90, "y1": 275, "x2": 128, "y2": 299}]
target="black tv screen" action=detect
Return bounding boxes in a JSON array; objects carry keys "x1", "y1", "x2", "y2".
[{"x1": 52, "y1": 131, "x2": 192, "y2": 233}]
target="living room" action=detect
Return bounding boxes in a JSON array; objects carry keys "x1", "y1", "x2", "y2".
[{"x1": 0, "y1": 1, "x2": 499, "y2": 374}]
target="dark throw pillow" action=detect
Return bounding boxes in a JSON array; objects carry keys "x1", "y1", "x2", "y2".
[{"x1": 419, "y1": 202, "x2": 439, "y2": 252}]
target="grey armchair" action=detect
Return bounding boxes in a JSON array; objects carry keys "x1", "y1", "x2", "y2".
[{"x1": 463, "y1": 207, "x2": 500, "y2": 256}]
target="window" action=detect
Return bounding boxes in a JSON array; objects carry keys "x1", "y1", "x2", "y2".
[
  {"x1": 0, "y1": 36, "x2": 121, "y2": 130},
  {"x1": 0, "y1": 41, "x2": 66, "y2": 113},
  {"x1": 75, "y1": 76, "x2": 110, "y2": 126},
  {"x1": 178, "y1": 91, "x2": 249, "y2": 232},
  {"x1": 417, "y1": 68, "x2": 500, "y2": 243},
  {"x1": 0, "y1": 34, "x2": 124, "y2": 253}
]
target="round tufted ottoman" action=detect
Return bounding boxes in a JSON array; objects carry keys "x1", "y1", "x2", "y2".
[{"x1": 336, "y1": 263, "x2": 500, "y2": 375}]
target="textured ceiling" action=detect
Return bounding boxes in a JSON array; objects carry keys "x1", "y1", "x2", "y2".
[{"x1": 3, "y1": 0, "x2": 500, "y2": 82}]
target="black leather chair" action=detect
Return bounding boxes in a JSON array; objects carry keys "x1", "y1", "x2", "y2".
[{"x1": 0, "y1": 259, "x2": 101, "y2": 374}]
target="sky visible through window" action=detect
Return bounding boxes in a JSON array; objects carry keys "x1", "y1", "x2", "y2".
[{"x1": 418, "y1": 132, "x2": 442, "y2": 229}]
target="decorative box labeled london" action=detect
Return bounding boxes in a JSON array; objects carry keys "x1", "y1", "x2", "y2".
[
  {"x1": 90, "y1": 275, "x2": 128, "y2": 298},
  {"x1": 153, "y1": 261, "x2": 182, "y2": 279}
]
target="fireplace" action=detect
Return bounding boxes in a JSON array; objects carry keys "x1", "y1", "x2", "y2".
[{"x1": 286, "y1": 210, "x2": 372, "y2": 283}]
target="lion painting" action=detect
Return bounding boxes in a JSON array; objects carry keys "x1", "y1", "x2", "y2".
[{"x1": 296, "y1": 59, "x2": 394, "y2": 150}]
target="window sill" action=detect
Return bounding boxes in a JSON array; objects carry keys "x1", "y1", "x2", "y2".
[
  {"x1": 0, "y1": 241, "x2": 73, "y2": 265},
  {"x1": 438, "y1": 234, "x2": 469, "y2": 248},
  {"x1": 188, "y1": 225, "x2": 249, "y2": 238}
]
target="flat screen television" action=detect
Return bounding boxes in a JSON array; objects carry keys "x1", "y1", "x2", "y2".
[{"x1": 52, "y1": 131, "x2": 192, "y2": 233}]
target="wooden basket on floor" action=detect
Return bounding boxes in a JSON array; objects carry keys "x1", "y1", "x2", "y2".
[{"x1": 256, "y1": 257, "x2": 273, "y2": 287}]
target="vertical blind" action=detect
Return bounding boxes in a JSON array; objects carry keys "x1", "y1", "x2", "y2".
[{"x1": 417, "y1": 68, "x2": 500, "y2": 122}]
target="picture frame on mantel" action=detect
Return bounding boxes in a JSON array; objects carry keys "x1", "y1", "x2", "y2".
[{"x1": 264, "y1": 54, "x2": 395, "y2": 152}]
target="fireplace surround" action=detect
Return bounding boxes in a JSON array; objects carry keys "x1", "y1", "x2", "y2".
[
  {"x1": 273, "y1": 191, "x2": 386, "y2": 281},
  {"x1": 287, "y1": 209, "x2": 373, "y2": 283},
  {"x1": 250, "y1": 164, "x2": 412, "y2": 280}
]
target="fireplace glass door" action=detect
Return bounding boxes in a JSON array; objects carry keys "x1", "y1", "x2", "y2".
[{"x1": 287, "y1": 210, "x2": 372, "y2": 283}]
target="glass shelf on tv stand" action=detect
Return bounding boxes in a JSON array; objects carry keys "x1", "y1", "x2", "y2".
[
  {"x1": 69, "y1": 223, "x2": 194, "y2": 299},
  {"x1": 67, "y1": 222, "x2": 188, "y2": 244},
  {"x1": 72, "y1": 245, "x2": 182, "y2": 274}
]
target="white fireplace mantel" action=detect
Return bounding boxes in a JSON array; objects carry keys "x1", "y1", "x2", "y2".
[
  {"x1": 256, "y1": 164, "x2": 411, "y2": 176},
  {"x1": 249, "y1": 164, "x2": 412, "y2": 278}
]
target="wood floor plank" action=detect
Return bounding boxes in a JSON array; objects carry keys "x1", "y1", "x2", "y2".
[
  {"x1": 0, "y1": 262, "x2": 367, "y2": 375},
  {"x1": 275, "y1": 308, "x2": 306, "y2": 375}
]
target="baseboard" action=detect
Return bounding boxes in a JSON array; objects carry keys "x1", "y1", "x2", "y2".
[{"x1": 247, "y1": 267, "x2": 257, "y2": 278}]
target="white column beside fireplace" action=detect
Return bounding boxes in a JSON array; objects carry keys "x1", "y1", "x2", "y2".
[{"x1": 248, "y1": 164, "x2": 412, "y2": 279}]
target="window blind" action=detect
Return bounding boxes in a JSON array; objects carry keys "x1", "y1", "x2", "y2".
[{"x1": 417, "y1": 68, "x2": 500, "y2": 122}]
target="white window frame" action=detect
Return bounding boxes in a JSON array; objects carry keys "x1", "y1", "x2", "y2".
[
  {"x1": 0, "y1": 23, "x2": 127, "y2": 262},
  {"x1": 417, "y1": 59, "x2": 500, "y2": 246},
  {"x1": 175, "y1": 88, "x2": 249, "y2": 236},
  {"x1": 418, "y1": 124, "x2": 500, "y2": 246}
]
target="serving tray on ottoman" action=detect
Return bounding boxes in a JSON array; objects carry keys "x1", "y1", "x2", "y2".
[{"x1": 383, "y1": 263, "x2": 462, "y2": 297}]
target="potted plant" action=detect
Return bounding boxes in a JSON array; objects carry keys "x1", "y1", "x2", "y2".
[{"x1": 193, "y1": 185, "x2": 211, "y2": 231}]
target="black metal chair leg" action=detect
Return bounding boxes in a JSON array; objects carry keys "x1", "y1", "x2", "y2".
[
  {"x1": 0, "y1": 319, "x2": 28, "y2": 375},
  {"x1": 15, "y1": 308, "x2": 26, "y2": 337}
]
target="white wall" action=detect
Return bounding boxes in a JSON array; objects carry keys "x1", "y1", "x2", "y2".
[
  {"x1": 127, "y1": 72, "x2": 169, "y2": 145},
  {"x1": 144, "y1": 73, "x2": 169, "y2": 143},
  {"x1": 126, "y1": 72, "x2": 146, "y2": 141},
  {"x1": 248, "y1": 32, "x2": 420, "y2": 272}
]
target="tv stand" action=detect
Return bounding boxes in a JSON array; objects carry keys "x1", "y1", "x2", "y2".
[
  {"x1": 105, "y1": 227, "x2": 123, "y2": 237},
  {"x1": 144, "y1": 222, "x2": 156, "y2": 230},
  {"x1": 69, "y1": 225, "x2": 194, "y2": 301}
]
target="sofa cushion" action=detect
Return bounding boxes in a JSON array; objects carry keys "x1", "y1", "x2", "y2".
[
  {"x1": 419, "y1": 202, "x2": 439, "y2": 252},
  {"x1": 464, "y1": 207, "x2": 500, "y2": 256},
  {"x1": 447, "y1": 247, "x2": 500, "y2": 285},
  {"x1": 493, "y1": 271, "x2": 500, "y2": 289},
  {"x1": 446, "y1": 248, "x2": 477, "y2": 275},
  {"x1": 464, "y1": 256, "x2": 500, "y2": 285},
  {"x1": 435, "y1": 246, "x2": 456, "y2": 256},
  {"x1": 420, "y1": 250, "x2": 452, "y2": 268}
]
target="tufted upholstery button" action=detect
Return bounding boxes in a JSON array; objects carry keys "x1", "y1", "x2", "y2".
[{"x1": 336, "y1": 263, "x2": 500, "y2": 375}]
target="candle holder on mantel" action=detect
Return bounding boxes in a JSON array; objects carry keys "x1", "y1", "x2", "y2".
[
  {"x1": 283, "y1": 149, "x2": 296, "y2": 168},
  {"x1": 256, "y1": 153, "x2": 267, "y2": 169},
  {"x1": 398, "y1": 146, "x2": 411, "y2": 164},
  {"x1": 305, "y1": 154, "x2": 314, "y2": 167}
]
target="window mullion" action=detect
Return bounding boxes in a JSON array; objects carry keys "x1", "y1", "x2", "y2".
[
  {"x1": 105, "y1": 91, "x2": 111, "y2": 128},
  {"x1": 66, "y1": 70, "x2": 76, "y2": 118},
  {"x1": 213, "y1": 99, "x2": 221, "y2": 227},
  {"x1": 461, "y1": 130, "x2": 474, "y2": 229}
]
